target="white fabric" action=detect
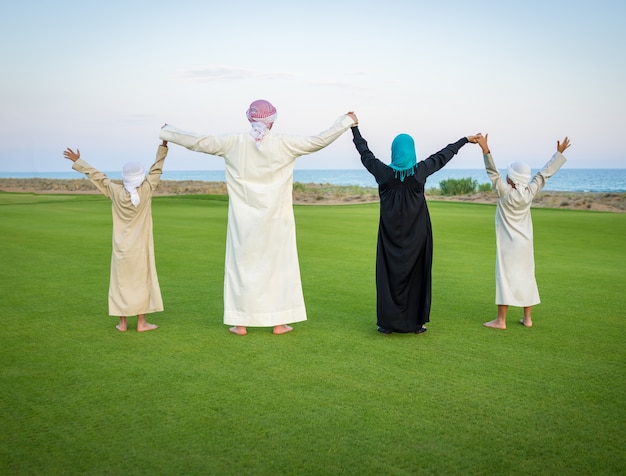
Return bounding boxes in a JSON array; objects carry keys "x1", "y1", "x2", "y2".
[
  {"x1": 507, "y1": 161, "x2": 531, "y2": 190},
  {"x1": 122, "y1": 162, "x2": 146, "y2": 207},
  {"x1": 159, "y1": 114, "x2": 355, "y2": 326},
  {"x1": 484, "y1": 151, "x2": 567, "y2": 306},
  {"x1": 249, "y1": 119, "x2": 275, "y2": 145},
  {"x1": 248, "y1": 106, "x2": 277, "y2": 145}
]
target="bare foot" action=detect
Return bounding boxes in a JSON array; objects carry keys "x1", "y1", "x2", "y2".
[
  {"x1": 273, "y1": 325, "x2": 293, "y2": 335},
  {"x1": 229, "y1": 326, "x2": 247, "y2": 336},
  {"x1": 519, "y1": 319, "x2": 533, "y2": 328},
  {"x1": 116, "y1": 317, "x2": 128, "y2": 332},
  {"x1": 483, "y1": 319, "x2": 506, "y2": 330},
  {"x1": 137, "y1": 323, "x2": 158, "y2": 332}
]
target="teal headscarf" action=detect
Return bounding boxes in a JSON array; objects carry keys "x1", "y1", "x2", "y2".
[{"x1": 390, "y1": 133, "x2": 417, "y2": 182}]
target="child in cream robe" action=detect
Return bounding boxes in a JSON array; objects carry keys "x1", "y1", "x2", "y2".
[
  {"x1": 63, "y1": 142, "x2": 168, "y2": 332},
  {"x1": 477, "y1": 134, "x2": 570, "y2": 329}
]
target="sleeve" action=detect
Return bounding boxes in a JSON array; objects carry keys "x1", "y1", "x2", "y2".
[
  {"x1": 71, "y1": 159, "x2": 113, "y2": 199},
  {"x1": 483, "y1": 153, "x2": 508, "y2": 197},
  {"x1": 280, "y1": 114, "x2": 356, "y2": 157},
  {"x1": 419, "y1": 138, "x2": 469, "y2": 177},
  {"x1": 159, "y1": 125, "x2": 237, "y2": 157},
  {"x1": 528, "y1": 151, "x2": 567, "y2": 196},
  {"x1": 351, "y1": 126, "x2": 389, "y2": 183},
  {"x1": 146, "y1": 144, "x2": 168, "y2": 190}
]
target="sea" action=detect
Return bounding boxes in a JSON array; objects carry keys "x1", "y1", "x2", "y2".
[{"x1": 1, "y1": 168, "x2": 625, "y2": 193}]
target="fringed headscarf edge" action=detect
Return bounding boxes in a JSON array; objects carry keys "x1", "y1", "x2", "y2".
[{"x1": 391, "y1": 165, "x2": 417, "y2": 182}]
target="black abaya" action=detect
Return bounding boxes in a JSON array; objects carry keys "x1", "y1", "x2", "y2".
[{"x1": 352, "y1": 127, "x2": 469, "y2": 332}]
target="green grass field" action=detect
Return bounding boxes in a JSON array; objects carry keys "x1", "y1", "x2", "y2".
[{"x1": 1, "y1": 192, "x2": 624, "y2": 475}]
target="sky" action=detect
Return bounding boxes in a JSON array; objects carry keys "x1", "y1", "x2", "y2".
[{"x1": 1, "y1": 0, "x2": 625, "y2": 173}]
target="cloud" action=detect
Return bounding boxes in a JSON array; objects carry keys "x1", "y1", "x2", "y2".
[
  {"x1": 184, "y1": 65, "x2": 368, "y2": 90},
  {"x1": 185, "y1": 65, "x2": 294, "y2": 82}
]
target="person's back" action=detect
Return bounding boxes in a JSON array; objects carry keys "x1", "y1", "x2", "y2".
[
  {"x1": 351, "y1": 125, "x2": 481, "y2": 334},
  {"x1": 63, "y1": 141, "x2": 168, "y2": 332},
  {"x1": 159, "y1": 100, "x2": 357, "y2": 335},
  {"x1": 478, "y1": 134, "x2": 570, "y2": 329}
]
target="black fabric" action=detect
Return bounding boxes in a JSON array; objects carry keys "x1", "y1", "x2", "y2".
[{"x1": 352, "y1": 127, "x2": 468, "y2": 332}]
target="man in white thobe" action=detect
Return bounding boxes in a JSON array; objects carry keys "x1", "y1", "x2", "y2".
[
  {"x1": 160, "y1": 100, "x2": 357, "y2": 335},
  {"x1": 477, "y1": 134, "x2": 570, "y2": 329}
]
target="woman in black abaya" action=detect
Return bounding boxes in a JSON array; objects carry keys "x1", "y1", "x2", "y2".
[{"x1": 351, "y1": 125, "x2": 481, "y2": 334}]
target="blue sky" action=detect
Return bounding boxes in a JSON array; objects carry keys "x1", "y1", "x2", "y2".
[{"x1": 1, "y1": 0, "x2": 624, "y2": 172}]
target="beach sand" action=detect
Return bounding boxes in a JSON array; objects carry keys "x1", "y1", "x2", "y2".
[{"x1": 1, "y1": 178, "x2": 624, "y2": 213}]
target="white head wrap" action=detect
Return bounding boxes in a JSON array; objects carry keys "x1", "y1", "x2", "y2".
[
  {"x1": 246, "y1": 99, "x2": 277, "y2": 146},
  {"x1": 507, "y1": 161, "x2": 531, "y2": 189},
  {"x1": 122, "y1": 162, "x2": 146, "y2": 207}
]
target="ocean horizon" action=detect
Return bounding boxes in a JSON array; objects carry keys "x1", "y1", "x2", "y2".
[{"x1": 1, "y1": 168, "x2": 625, "y2": 193}]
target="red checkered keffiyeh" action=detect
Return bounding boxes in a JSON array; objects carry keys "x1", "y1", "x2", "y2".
[{"x1": 246, "y1": 99, "x2": 277, "y2": 145}]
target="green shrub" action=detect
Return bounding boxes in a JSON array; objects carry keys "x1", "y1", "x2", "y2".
[
  {"x1": 293, "y1": 182, "x2": 307, "y2": 192},
  {"x1": 439, "y1": 177, "x2": 477, "y2": 195},
  {"x1": 477, "y1": 182, "x2": 492, "y2": 192}
]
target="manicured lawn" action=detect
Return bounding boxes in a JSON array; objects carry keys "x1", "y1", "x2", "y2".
[{"x1": 1, "y1": 192, "x2": 624, "y2": 475}]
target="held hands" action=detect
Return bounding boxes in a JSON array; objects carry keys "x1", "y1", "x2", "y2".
[
  {"x1": 466, "y1": 133, "x2": 483, "y2": 143},
  {"x1": 467, "y1": 133, "x2": 490, "y2": 154},
  {"x1": 475, "y1": 133, "x2": 489, "y2": 154},
  {"x1": 63, "y1": 148, "x2": 80, "y2": 162},
  {"x1": 557, "y1": 137, "x2": 570, "y2": 154},
  {"x1": 346, "y1": 111, "x2": 358, "y2": 127}
]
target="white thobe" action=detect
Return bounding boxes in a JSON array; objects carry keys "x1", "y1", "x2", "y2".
[
  {"x1": 160, "y1": 115, "x2": 354, "y2": 326},
  {"x1": 484, "y1": 151, "x2": 566, "y2": 306}
]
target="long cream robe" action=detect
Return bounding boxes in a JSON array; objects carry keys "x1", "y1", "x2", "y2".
[
  {"x1": 484, "y1": 151, "x2": 566, "y2": 306},
  {"x1": 72, "y1": 145, "x2": 167, "y2": 316},
  {"x1": 159, "y1": 115, "x2": 354, "y2": 327}
]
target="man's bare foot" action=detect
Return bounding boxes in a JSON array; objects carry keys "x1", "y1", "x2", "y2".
[
  {"x1": 229, "y1": 326, "x2": 247, "y2": 336},
  {"x1": 519, "y1": 319, "x2": 533, "y2": 328},
  {"x1": 483, "y1": 319, "x2": 506, "y2": 330},
  {"x1": 137, "y1": 323, "x2": 158, "y2": 332},
  {"x1": 117, "y1": 317, "x2": 128, "y2": 332},
  {"x1": 273, "y1": 325, "x2": 293, "y2": 335}
]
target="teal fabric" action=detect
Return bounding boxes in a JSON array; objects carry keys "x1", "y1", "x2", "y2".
[{"x1": 390, "y1": 134, "x2": 417, "y2": 182}]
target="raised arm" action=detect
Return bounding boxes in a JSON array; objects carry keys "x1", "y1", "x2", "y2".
[
  {"x1": 479, "y1": 134, "x2": 506, "y2": 194},
  {"x1": 281, "y1": 113, "x2": 357, "y2": 157},
  {"x1": 351, "y1": 126, "x2": 390, "y2": 182},
  {"x1": 64, "y1": 147, "x2": 113, "y2": 198},
  {"x1": 146, "y1": 141, "x2": 169, "y2": 190},
  {"x1": 528, "y1": 137, "x2": 570, "y2": 195},
  {"x1": 159, "y1": 125, "x2": 236, "y2": 157},
  {"x1": 419, "y1": 137, "x2": 471, "y2": 177}
]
